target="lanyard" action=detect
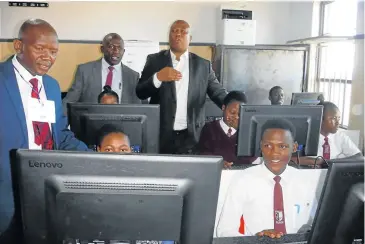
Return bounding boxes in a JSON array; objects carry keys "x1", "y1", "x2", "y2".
[{"x1": 13, "y1": 65, "x2": 44, "y2": 104}]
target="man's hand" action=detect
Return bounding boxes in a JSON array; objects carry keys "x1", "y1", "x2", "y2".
[
  {"x1": 256, "y1": 229, "x2": 284, "y2": 239},
  {"x1": 156, "y1": 67, "x2": 182, "y2": 82},
  {"x1": 223, "y1": 161, "x2": 233, "y2": 169}
]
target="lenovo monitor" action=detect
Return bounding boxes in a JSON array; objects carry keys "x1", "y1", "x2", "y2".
[
  {"x1": 12, "y1": 150, "x2": 223, "y2": 244},
  {"x1": 291, "y1": 92, "x2": 323, "y2": 105},
  {"x1": 237, "y1": 105, "x2": 323, "y2": 157},
  {"x1": 67, "y1": 103, "x2": 159, "y2": 153},
  {"x1": 308, "y1": 157, "x2": 364, "y2": 244}
]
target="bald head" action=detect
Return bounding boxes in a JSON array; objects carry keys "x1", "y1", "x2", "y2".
[
  {"x1": 169, "y1": 19, "x2": 191, "y2": 54},
  {"x1": 101, "y1": 33, "x2": 124, "y2": 66},
  {"x1": 14, "y1": 19, "x2": 59, "y2": 76}
]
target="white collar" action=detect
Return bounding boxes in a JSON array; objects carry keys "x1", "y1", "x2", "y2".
[
  {"x1": 259, "y1": 160, "x2": 293, "y2": 184},
  {"x1": 102, "y1": 57, "x2": 122, "y2": 71},
  {"x1": 170, "y1": 50, "x2": 189, "y2": 62},
  {"x1": 219, "y1": 119, "x2": 237, "y2": 135},
  {"x1": 12, "y1": 55, "x2": 42, "y2": 83}
]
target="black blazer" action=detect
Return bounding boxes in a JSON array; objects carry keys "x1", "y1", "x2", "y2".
[{"x1": 136, "y1": 50, "x2": 227, "y2": 152}]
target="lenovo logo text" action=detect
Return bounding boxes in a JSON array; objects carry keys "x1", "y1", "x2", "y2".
[{"x1": 29, "y1": 160, "x2": 63, "y2": 169}]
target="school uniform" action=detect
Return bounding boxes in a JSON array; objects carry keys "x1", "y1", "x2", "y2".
[
  {"x1": 216, "y1": 162, "x2": 316, "y2": 237},
  {"x1": 198, "y1": 120, "x2": 257, "y2": 164},
  {"x1": 318, "y1": 132, "x2": 361, "y2": 160}
]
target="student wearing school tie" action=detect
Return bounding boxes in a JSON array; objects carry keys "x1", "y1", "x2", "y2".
[
  {"x1": 295, "y1": 101, "x2": 362, "y2": 166},
  {"x1": 197, "y1": 91, "x2": 257, "y2": 168},
  {"x1": 216, "y1": 119, "x2": 316, "y2": 238}
]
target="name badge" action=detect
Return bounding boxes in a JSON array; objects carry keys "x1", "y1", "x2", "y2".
[{"x1": 28, "y1": 98, "x2": 56, "y2": 123}]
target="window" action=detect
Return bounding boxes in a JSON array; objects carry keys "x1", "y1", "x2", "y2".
[{"x1": 314, "y1": 1, "x2": 358, "y2": 127}]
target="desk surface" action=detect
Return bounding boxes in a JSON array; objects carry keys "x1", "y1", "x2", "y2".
[{"x1": 213, "y1": 233, "x2": 308, "y2": 244}]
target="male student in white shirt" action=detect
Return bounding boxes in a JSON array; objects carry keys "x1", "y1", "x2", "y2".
[
  {"x1": 297, "y1": 101, "x2": 362, "y2": 166},
  {"x1": 217, "y1": 119, "x2": 316, "y2": 238}
]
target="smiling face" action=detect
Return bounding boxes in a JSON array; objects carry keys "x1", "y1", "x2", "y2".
[
  {"x1": 101, "y1": 36, "x2": 124, "y2": 66},
  {"x1": 13, "y1": 24, "x2": 59, "y2": 76},
  {"x1": 261, "y1": 128, "x2": 297, "y2": 175},
  {"x1": 222, "y1": 101, "x2": 241, "y2": 129}
]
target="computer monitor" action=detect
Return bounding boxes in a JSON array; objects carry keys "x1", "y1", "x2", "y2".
[
  {"x1": 12, "y1": 150, "x2": 223, "y2": 244},
  {"x1": 308, "y1": 157, "x2": 364, "y2": 244},
  {"x1": 67, "y1": 103, "x2": 160, "y2": 153},
  {"x1": 291, "y1": 92, "x2": 323, "y2": 105},
  {"x1": 237, "y1": 105, "x2": 323, "y2": 157}
]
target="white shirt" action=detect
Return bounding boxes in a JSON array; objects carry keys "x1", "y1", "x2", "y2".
[
  {"x1": 317, "y1": 132, "x2": 361, "y2": 159},
  {"x1": 217, "y1": 163, "x2": 316, "y2": 237},
  {"x1": 153, "y1": 51, "x2": 189, "y2": 130},
  {"x1": 12, "y1": 55, "x2": 50, "y2": 150},
  {"x1": 101, "y1": 58, "x2": 122, "y2": 103},
  {"x1": 219, "y1": 119, "x2": 237, "y2": 136}
]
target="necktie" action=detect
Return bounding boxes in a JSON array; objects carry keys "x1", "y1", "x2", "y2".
[
  {"x1": 29, "y1": 78, "x2": 53, "y2": 150},
  {"x1": 273, "y1": 176, "x2": 286, "y2": 234},
  {"x1": 322, "y1": 136, "x2": 330, "y2": 160},
  {"x1": 227, "y1": 128, "x2": 232, "y2": 137},
  {"x1": 105, "y1": 66, "x2": 114, "y2": 87}
]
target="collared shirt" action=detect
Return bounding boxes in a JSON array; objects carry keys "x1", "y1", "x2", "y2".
[
  {"x1": 217, "y1": 163, "x2": 316, "y2": 237},
  {"x1": 101, "y1": 58, "x2": 122, "y2": 103},
  {"x1": 12, "y1": 55, "x2": 50, "y2": 150},
  {"x1": 153, "y1": 50, "x2": 189, "y2": 130},
  {"x1": 317, "y1": 132, "x2": 361, "y2": 159},
  {"x1": 219, "y1": 119, "x2": 237, "y2": 136}
]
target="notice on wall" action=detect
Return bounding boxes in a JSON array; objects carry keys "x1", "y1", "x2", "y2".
[{"x1": 122, "y1": 40, "x2": 160, "y2": 77}]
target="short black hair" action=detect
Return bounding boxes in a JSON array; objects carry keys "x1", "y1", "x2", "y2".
[
  {"x1": 18, "y1": 19, "x2": 57, "y2": 40},
  {"x1": 102, "y1": 33, "x2": 124, "y2": 46},
  {"x1": 269, "y1": 86, "x2": 283, "y2": 97},
  {"x1": 96, "y1": 124, "x2": 130, "y2": 147},
  {"x1": 319, "y1": 101, "x2": 339, "y2": 119},
  {"x1": 223, "y1": 91, "x2": 248, "y2": 106},
  {"x1": 261, "y1": 119, "x2": 296, "y2": 140},
  {"x1": 98, "y1": 85, "x2": 119, "y2": 103}
]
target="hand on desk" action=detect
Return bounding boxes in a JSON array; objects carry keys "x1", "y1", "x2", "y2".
[
  {"x1": 223, "y1": 161, "x2": 233, "y2": 169},
  {"x1": 256, "y1": 229, "x2": 284, "y2": 239}
]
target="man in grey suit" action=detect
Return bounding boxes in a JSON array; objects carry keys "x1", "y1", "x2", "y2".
[
  {"x1": 62, "y1": 33, "x2": 141, "y2": 114},
  {"x1": 136, "y1": 20, "x2": 227, "y2": 154}
]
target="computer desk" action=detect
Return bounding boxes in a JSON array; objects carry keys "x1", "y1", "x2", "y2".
[{"x1": 213, "y1": 233, "x2": 308, "y2": 243}]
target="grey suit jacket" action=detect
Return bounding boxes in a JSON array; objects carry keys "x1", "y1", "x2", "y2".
[{"x1": 62, "y1": 59, "x2": 141, "y2": 114}]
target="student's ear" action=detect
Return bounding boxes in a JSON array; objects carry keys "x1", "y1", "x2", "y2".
[
  {"x1": 96, "y1": 146, "x2": 101, "y2": 152},
  {"x1": 222, "y1": 105, "x2": 226, "y2": 111},
  {"x1": 292, "y1": 142, "x2": 298, "y2": 153}
]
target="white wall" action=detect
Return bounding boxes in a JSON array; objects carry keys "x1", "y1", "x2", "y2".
[
  {"x1": 0, "y1": 1, "x2": 314, "y2": 44},
  {"x1": 287, "y1": 1, "x2": 316, "y2": 41}
]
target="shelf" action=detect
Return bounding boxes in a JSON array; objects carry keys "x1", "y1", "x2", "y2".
[{"x1": 287, "y1": 34, "x2": 364, "y2": 44}]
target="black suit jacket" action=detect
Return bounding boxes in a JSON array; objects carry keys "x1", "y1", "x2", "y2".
[{"x1": 136, "y1": 50, "x2": 227, "y2": 152}]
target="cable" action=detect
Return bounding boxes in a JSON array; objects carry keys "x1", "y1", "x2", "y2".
[
  {"x1": 314, "y1": 156, "x2": 328, "y2": 168},
  {"x1": 296, "y1": 150, "x2": 301, "y2": 167}
]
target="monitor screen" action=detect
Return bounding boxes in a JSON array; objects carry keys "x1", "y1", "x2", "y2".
[
  {"x1": 67, "y1": 103, "x2": 159, "y2": 153},
  {"x1": 12, "y1": 150, "x2": 223, "y2": 244},
  {"x1": 237, "y1": 105, "x2": 323, "y2": 157},
  {"x1": 308, "y1": 157, "x2": 364, "y2": 244},
  {"x1": 291, "y1": 92, "x2": 323, "y2": 106}
]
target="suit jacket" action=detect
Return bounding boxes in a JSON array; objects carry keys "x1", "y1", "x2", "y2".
[
  {"x1": 62, "y1": 59, "x2": 141, "y2": 114},
  {"x1": 0, "y1": 60, "x2": 88, "y2": 234},
  {"x1": 136, "y1": 50, "x2": 227, "y2": 153}
]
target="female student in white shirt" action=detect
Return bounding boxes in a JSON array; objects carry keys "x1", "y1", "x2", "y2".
[{"x1": 217, "y1": 119, "x2": 316, "y2": 238}]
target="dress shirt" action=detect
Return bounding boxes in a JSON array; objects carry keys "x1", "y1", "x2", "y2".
[
  {"x1": 317, "y1": 132, "x2": 361, "y2": 159},
  {"x1": 217, "y1": 162, "x2": 317, "y2": 237},
  {"x1": 153, "y1": 50, "x2": 189, "y2": 130},
  {"x1": 101, "y1": 58, "x2": 122, "y2": 103},
  {"x1": 219, "y1": 119, "x2": 237, "y2": 136},
  {"x1": 12, "y1": 55, "x2": 50, "y2": 150}
]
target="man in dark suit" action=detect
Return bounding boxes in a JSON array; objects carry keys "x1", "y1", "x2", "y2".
[
  {"x1": 136, "y1": 20, "x2": 227, "y2": 154},
  {"x1": 62, "y1": 33, "x2": 141, "y2": 115},
  {"x1": 0, "y1": 19, "x2": 88, "y2": 242}
]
